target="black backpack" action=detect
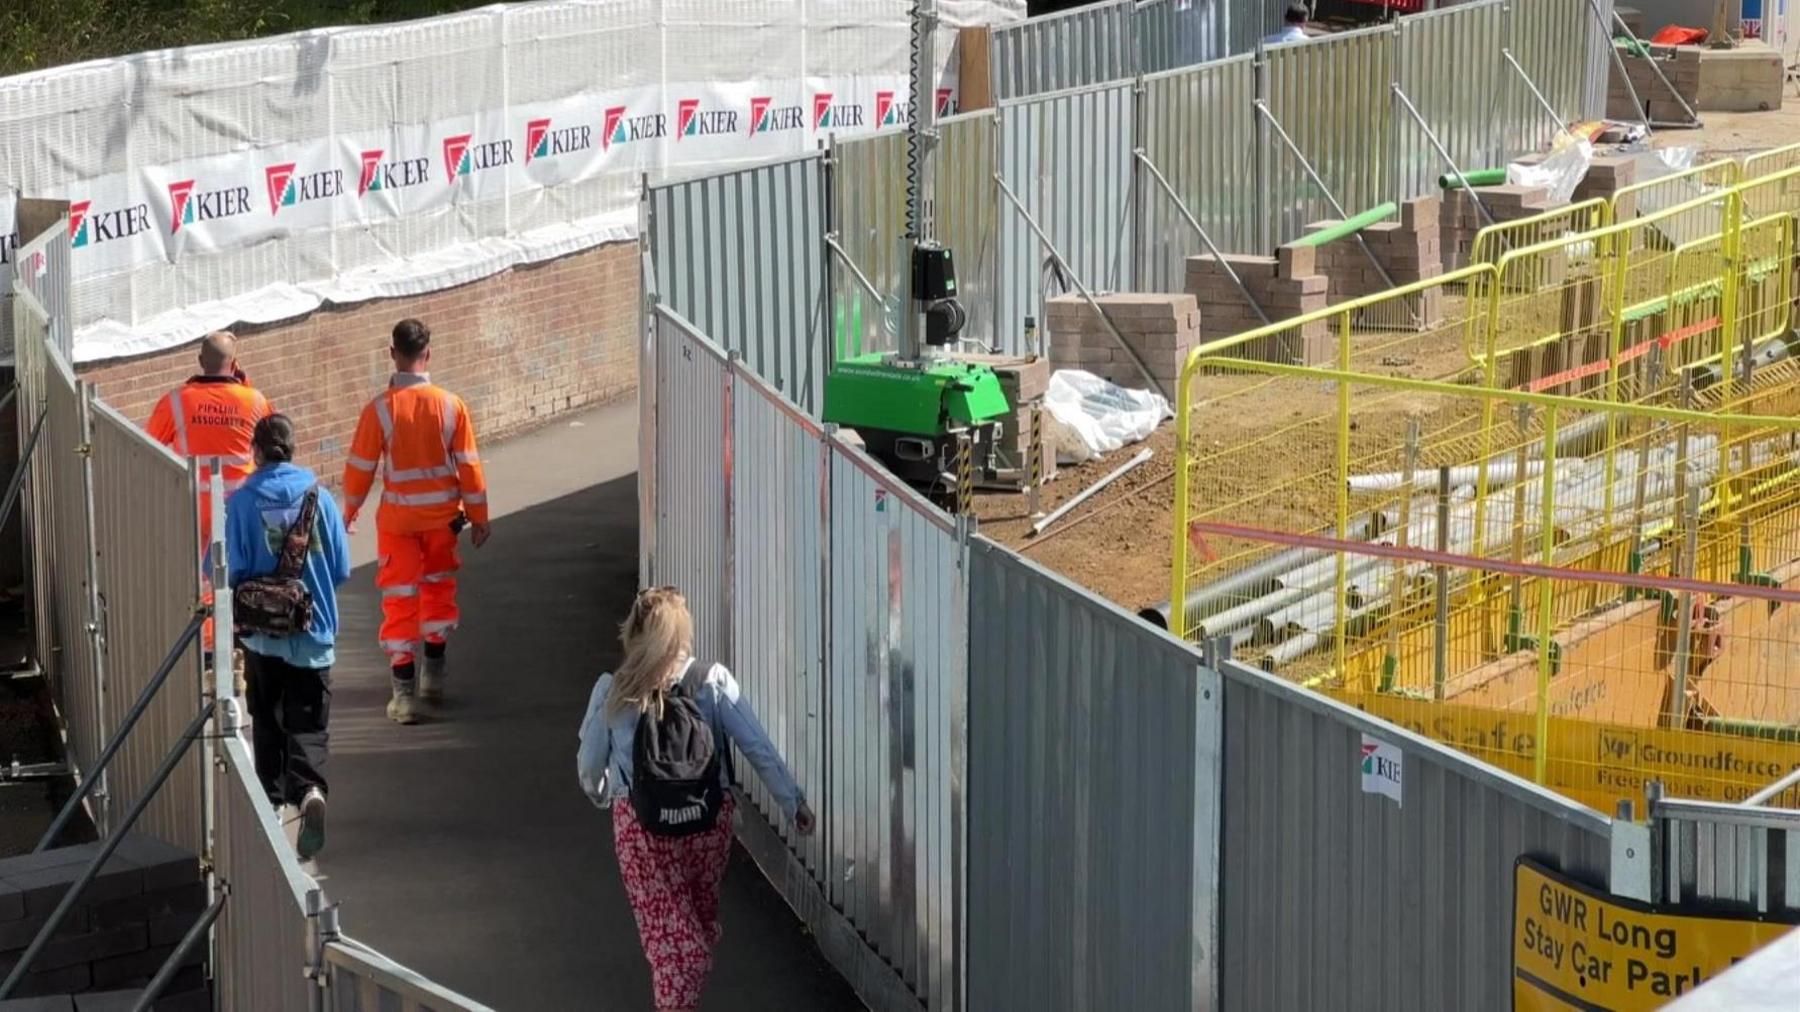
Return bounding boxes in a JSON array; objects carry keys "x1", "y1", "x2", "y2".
[
  {"x1": 630, "y1": 663, "x2": 729, "y2": 837},
  {"x1": 233, "y1": 488, "x2": 318, "y2": 638}
]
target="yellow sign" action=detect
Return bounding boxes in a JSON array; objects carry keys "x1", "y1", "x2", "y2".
[
  {"x1": 1513, "y1": 859, "x2": 1794, "y2": 1010},
  {"x1": 1344, "y1": 693, "x2": 1800, "y2": 814}
]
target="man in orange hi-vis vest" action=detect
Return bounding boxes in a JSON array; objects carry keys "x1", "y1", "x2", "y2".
[
  {"x1": 342, "y1": 319, "x2": 491, "y2": 725},
  {"x1": 146, "y1": 331, "x2": 275, "y2": 654}
]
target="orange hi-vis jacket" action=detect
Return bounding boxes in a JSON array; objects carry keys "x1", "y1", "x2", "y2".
[
  {"x1": 342, "y1": 373, "x2": 488, "y2": 534},
  {"x1": 145, "y1": 376, "x2": 274, "y2": 500}
]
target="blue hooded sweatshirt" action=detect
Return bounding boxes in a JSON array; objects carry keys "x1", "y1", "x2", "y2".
[{"x1": 225, "y1": 462, "x2": 353, "y2": 668}]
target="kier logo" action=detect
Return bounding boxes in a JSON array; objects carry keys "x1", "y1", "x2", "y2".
[
  {"x1": 358, "y1": 149, "x2": 430, "y2": 197},
  {"x1": 676, "y1": 98, "x2": 738, "y2": 140},
  {"x1": 166, "y1": 178, "x2": 252, "y2": 234},
  {"x1": 265, "y1": 164, "x2": 295, "y2": 214},
  {"x1": 936, "y1": 87, "x2": 956, "y2": 116},
  {"x1": 812, "y1": 92, "x2": 865, "y2": 131},
  {"x1": 875, "y1": 91, "x2": 900, "y2": 127},
  {"x1": 69, "y1": 201, "x2": 92, "y2": 246},
  {"x1": 525, "y1": 117, "x2": 592, "y2": 164},
  {"x1": 358, "y1": 151, "x2": 385, "y2": 197},
  {"x1": 443, "y1": 135, "x2": 473, "y2": 181},
  {"x1": 748, "y1": 96, "x2": 805, "y2": 135},
  {"x1": 603, "y1": 105, "x2": 667, "y2": 149},
  {"x1": 604, "y1": 107, "x2": 628, "y2": 149}
]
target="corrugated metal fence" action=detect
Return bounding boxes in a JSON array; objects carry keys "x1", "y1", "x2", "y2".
[
  {"x1": 214, "y1": 736, "x2": 317, "y2": 1012},
  {"x1": 968, "y1": 540, "x2": 1221, "y2": 1012},
  {"x1": 646, "y1": 154, "x2": 830, "y2": 413},
  {"x1": 990, "y1": 0, "x2": 1288, "y2": 101},
  {"x1": 639, "y1": 301, "x2": 1633, "y2": 1012},
  {"x1": 1217, "y1": 657, "x2": 1613, "y2": 1011}
]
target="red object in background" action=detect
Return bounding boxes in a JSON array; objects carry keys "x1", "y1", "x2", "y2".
[
  {"x1": 1649, "y1": 25, "x2": 1709, "y2": 46},
  {"x1": 1342, "y1": 0, "x2": 1429, "y2": 11}
]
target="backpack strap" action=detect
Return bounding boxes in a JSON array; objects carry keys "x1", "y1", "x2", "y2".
[
  {"x1": 275, "y1": 488, "x2": 320, "y2": 580},
  {"x1": 676, "y1": 658, "x2": 737, "y2": 786}
]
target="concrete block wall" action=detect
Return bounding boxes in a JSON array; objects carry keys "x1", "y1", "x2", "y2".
[
  {"x1": 1300, "y1": 196, "x2": 1444, "y2": 323},
  {"x1": 1608, "y1": 49, "x2": 1699, "y2": 120},
  {"x1": 1046, "y1": 293, "x2": 1200, "y2": 394},
  {"x1": 1185, "y1": 251, "x2": 1331, "y2": 364},
  {"x1": 82, "y1": 240, "x2": 640, "y2": 495},
  {"x1": 1692, "y1": 45, "x2": 1784, "y2": 113},
  {"x1": 0, "y1": 836, "x2": 207, "y2": 1006}
]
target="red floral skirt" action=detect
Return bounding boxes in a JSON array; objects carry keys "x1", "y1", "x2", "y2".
[{"x1": 612, "y1": 795, "x2": 736, "y2": 1010}]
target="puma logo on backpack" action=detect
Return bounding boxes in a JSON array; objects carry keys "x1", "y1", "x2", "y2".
[{"x1": 630, "y1": 662, "x2": 729, "y2": 837}]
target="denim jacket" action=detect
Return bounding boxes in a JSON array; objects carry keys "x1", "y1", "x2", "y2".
[{"x1": 576, "y1": 657, "x2": 804, "y2": 820}]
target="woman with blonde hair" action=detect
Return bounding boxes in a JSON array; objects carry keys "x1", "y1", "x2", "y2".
[{"x1": 577, "y1": 587, "x2": 814, "y2": 1011}]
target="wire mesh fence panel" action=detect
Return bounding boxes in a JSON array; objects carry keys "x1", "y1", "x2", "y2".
[{"x1": 1743, "y1": 143, "x2": 1800, "y2": 183}]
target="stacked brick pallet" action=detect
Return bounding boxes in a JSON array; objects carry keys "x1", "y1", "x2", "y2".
[
  {"x1": 1185, "y1": 251, "x2": 1329, "y2": 357},
  {"x1": 1046, "y1": 293, "x2": 1200, "y2": 396},
  {"x1": 0, "y1": 836, "x2": 207, "y2": 1009},
  {"x1": 1301, "y1": 197, "x2": 1445, "y2": 324}
]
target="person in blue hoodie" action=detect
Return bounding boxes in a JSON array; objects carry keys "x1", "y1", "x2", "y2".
[{"x1": 226, "y1": 414, "x2": 352, "y2": 860}]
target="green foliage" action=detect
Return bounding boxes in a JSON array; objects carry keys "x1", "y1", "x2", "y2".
[{"x1": 0, "y1": 0, "x2": 497, "y2": 77}]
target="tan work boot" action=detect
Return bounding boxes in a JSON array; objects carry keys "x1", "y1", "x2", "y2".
[
  {"x1": 386, "y1": 676, "x2": 420, "y2": 725},
  {"x1": 420, "y1": 652, "x2": 448, "y2": 703}
]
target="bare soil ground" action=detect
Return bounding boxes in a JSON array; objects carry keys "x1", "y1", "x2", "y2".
[{"x1": 978, "y1": 104, "x2": 1800, "y2": 619}]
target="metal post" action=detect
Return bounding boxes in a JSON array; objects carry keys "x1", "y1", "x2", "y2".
[
  {"x1": 1502, "y1": 49, "x2": 1572, "y2": 141},
  {"x1": 901, "y1": 0, "x2": 940, "y2": 362},
  {"x1": 1433, "y1": 465, "x2": 1451, "y2": 699},
  {"x1": 76, "y1": 383, "x2": 108, "y2": 832},
  {"x1": 1382, "y1": 419, "x2": 1420, "y2": 692},
  {"x1": 0, "y1": 404, "x2": 49, "y2": 532},
  {"x1": 1134, "y1": 150, "x2": 1271, "y2": 325},
  {"x1": 35, "y1": 613, "x2": 206, "y2": 851},
  {"x1": 1391, "y1": 84, "x2": 1497, "y2": 230},
  {"x1": 995, "y1": 174, "x2": 1166, "y2": 397},
  {"x1": 1587, "y1": 0, "x2": 1653, "y2": 133},
  {"x1": 1610, "y1": 9, "x2": 1701, "y2": 126},
  {"x1": 825, "y1": 236, "x2": 887, "y2": 305},
  {"x1": 131, "y1": 891, "x2": 226, "y2": 1012},
  {"x1": 1669, "y1": 485, "x2": 1701, "y2": 730},
  {"x1": 1254, "y1": 100, "x2": 1409, "y2": 296},
  {"x1": 0, "y1": 699, "x2": 214, "y2": 999},
  {"x1": 208, "y1": 465, "x2": 235, "y2": 727}
]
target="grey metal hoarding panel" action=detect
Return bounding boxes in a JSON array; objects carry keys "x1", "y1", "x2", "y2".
[
  {"x1": 967, "y1": 538, "x2": 1220, "y2": 1012},
  {"x1": 935, "y1": 113, "x2": 1002, "y2": 351},
  {"x1": 42, "y1": 348, "x2": 102, "y2": 796},
  {"x1": 1218, "y1": 658, "x2": 1611, "y2": 1011},
  {"x1": 1140, "y1": 55, "x2": 1260, "y2": 290},
  {"x1": 650, "y1": 307, "x2": 731, "y2": 664},
  {"x1": 1135, "y1": 0, "x2": 1229, "y2": 75},
  {"x1": 998, "y1": 81, "x2": 1136, "y2": 358},
  {"x1": 1511, "y1": 0, "x2": 1602, "y2": 147},
  {"x1": 215, "y1": 738, "x2": 316, "y2": 1012},
  {"x1": 1263, "y1": 26, "x2": 1396, "y2": 247},
  {"x1": 731, "y1": 362, "x2": 827, "y2": 881},
  {"x1": 648, "y1": 154, "x2": 828, "y2": 412},
  {"x1": 1394, "y1": 3, "x2": 1510, "y2": 204},
  {"x1": 991, "y1": 0, "x2": 1137, "y2": 101},
  {"x1": 90, "y1": 399, "x2": 204, "y2": 856},
  {"x1": 827, "y1": 435, "x2": 963, "y2": 1008},
  {"x1": 325, "y1": 938, "x2": 497, "y2": 1011},
  {"x1": 829, "y1": 127, "x2": 909, "y2": 361}
]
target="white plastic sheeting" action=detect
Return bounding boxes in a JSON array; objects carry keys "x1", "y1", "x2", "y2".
[{"x1": 0, "y1": 0, "x2": 1024, "y2": 364}]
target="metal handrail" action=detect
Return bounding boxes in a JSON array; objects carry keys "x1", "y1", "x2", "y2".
[
  {"x1": 35, "y1": 611, "x2": 206, "y2": 851},
  {"x1": 1652, "y1": 795, "x2": 1800, "y2": 833},
  {"x1": 132, "y1": 891, "x2": 226, "y2": 1012},
  {"x1": 1746, "y1": 768, "x2": 1800, "y2": 807},
  {"x1": 0, "y1": 698, "x2": 217, "y2": 998},
  {"x1": 0, "y1": 402, "x2": 50, "y2": 532}
]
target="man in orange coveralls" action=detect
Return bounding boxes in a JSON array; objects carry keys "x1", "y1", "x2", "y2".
[
  {"x1": 342, "y1": 319, "x2": 491, "y2": 725},
  {"x1": 146, "y1": 330, "x2": 275, "y2": 659}
]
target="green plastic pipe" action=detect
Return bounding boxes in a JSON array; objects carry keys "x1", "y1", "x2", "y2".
[
  {"x1": 1291, "y1": 201, "x2": 1398, "y2": 247},
  {"x1": 1438, "y1": 168, "x2": 1507, "y2": 189}
]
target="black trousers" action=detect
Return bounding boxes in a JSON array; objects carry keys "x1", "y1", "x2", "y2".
[{"x1": 243, "y1": 651, "x2": 331, "y2": 806}]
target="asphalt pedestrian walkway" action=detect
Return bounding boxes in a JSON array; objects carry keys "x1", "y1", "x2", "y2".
[{"x1": 310, "y1": 400, "x2": 859, "y2": 1010}]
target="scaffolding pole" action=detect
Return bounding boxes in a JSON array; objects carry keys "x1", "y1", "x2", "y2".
[
  {"x1": 1587, "y1": 0, "x2": 1653, "y2": 134},
  {"x1": 1132, "y1": 149, "x2": 1271, "y2": 327},
  {"x1": 1609, "y1": 8, "x2": 1702, "y2": 127},
  {"x1": 1392, "y1": 84, "x2": 1498, "y2": 231}
]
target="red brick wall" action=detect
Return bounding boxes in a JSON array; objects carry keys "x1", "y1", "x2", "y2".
[{"x1": 82, "y1": 240, "x2": 639, "y2": 489}]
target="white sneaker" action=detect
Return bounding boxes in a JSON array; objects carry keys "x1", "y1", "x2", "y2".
[
  {"x1": 420, "y1": 652, "x2": 448, "y2": 702},
  {"x1": 297, "y1": 788, "x2": 327, "y2": 860},
  {"x1": 387, "y1": 678, "x2": 420, "y2": 725}
]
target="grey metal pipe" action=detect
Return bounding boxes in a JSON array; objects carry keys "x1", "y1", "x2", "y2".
[
  {"x1": 1137, "y1": 511, "x2": 1389, "y2": 630},
  {"x1": 824, "y1": 234, "x2": 887, "y2": 305},
  {"x1": 1254, "y1": 100, "x2": 1409, "y2": 306},
  {"x1": 1501, "y1": 49, "x2": 1572, "y2": 141},
  {"x1": 131, "y1": 892, "x2": 226, "y2": 1012},
  {"x1": 1588, "y1": 0, "x2": 1652, "y2": 133},
  {"x1": 1133, "y1": 149, "x2": 1272, "y2": 326},
  {"x1": 1610, "y1": 9, "x2": 1701, "y2": 126},
  {"x1": 0, "y1": 404, "x2": 49, "y2": 534},
  {"x1": 0, "y1": 699, "x2": 214, "y2": 999},
  {"x1": 1392, "y1": 84, "x2": 1497, "y2": 230},
  {"x1": 35, "y1": 612, "x2": 206, "y2": 851},
  {"x1": 995, "y1": 173, "x2": 1166, "y2": 397}
]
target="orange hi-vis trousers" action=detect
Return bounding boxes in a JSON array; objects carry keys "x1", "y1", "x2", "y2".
[{"x1": 376, "y1": 528, "x2": 461, "y2": 666}]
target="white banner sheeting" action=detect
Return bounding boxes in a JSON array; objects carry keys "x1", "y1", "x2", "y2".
[{"x1": 0, "y1": 0, "x2": 1023, "y2": 364}]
